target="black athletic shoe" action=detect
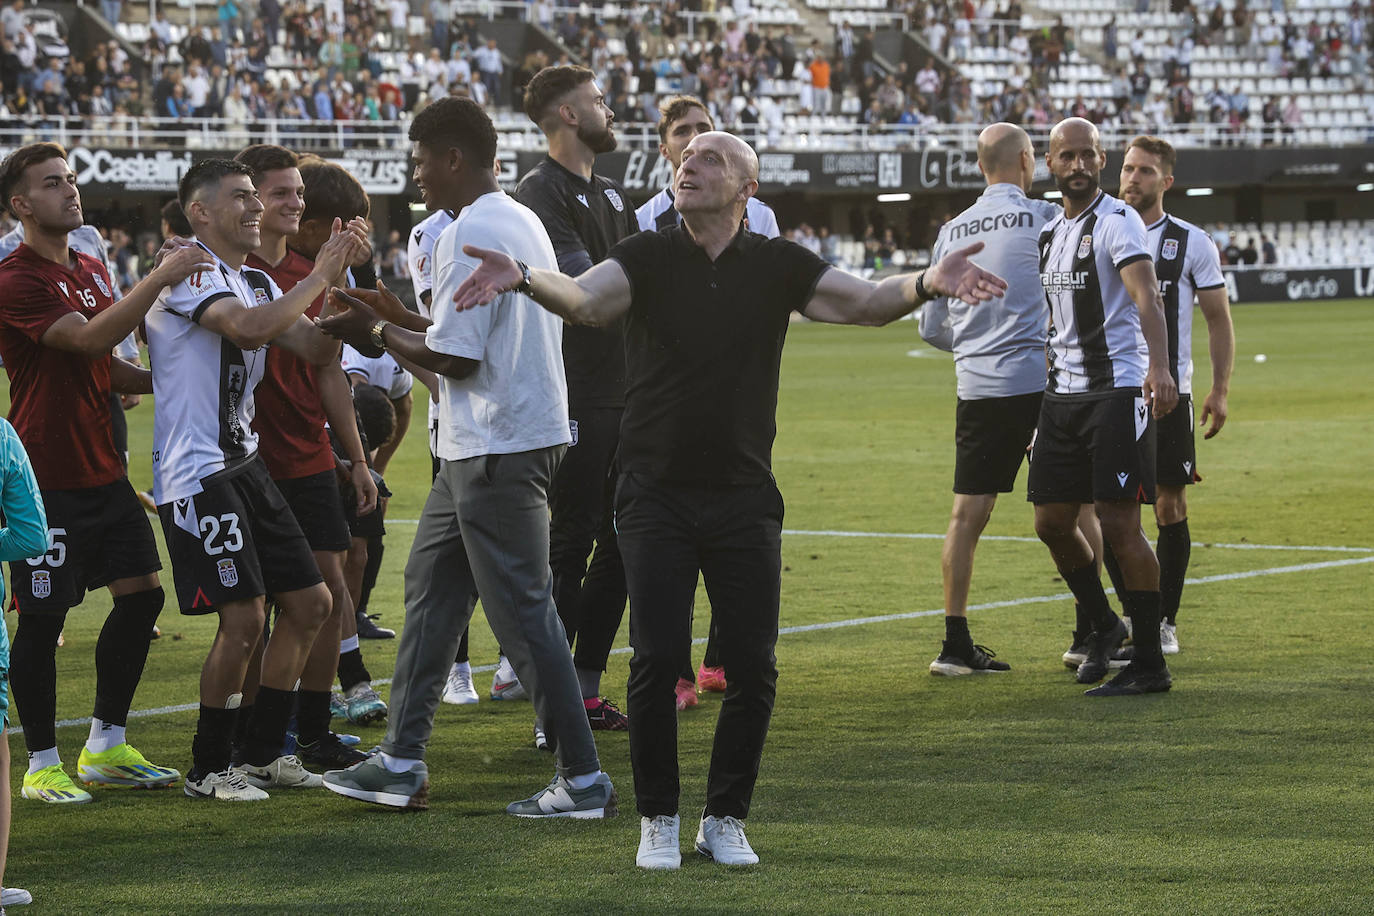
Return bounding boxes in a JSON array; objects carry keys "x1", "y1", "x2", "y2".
[
  {"x1": 297, "y1": 733, "x2": 370, "y2": 770},
  {"x1": 1062, "y1": 630, "x2": 1091, "y2": 669},
  {"x1": 356, "y1": 610, "x2": 396, "y2": 640},
  {"x1": 1076, "y1": 618, "x2": 1128, "y2": 684},
  {"x1": 1084, "y1": 661, "x2": 1172, "y2": 696},
  {"x1": 929, "y1": 641, "x2": 1011, "y2": 676}
]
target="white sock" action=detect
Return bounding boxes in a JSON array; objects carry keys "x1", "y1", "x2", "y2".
[
  {"x1": 452, "y1": 661, "x2": 471, "y2": 677},
  {"x1": 86, "y1": 718, "x2": 126, "y2": 754},
  {"x1": 27, "y1": 747, "x2": 60, "y2": 774},
  {"x1": 380, "y1": 752, "x2": 420, "y2": 774},
  {"x1": 339, "y1": 634, "x2": 360, "y2": 653},
  {"x1": 566, "y1": 769, "x2": 602, "y2": 790}
]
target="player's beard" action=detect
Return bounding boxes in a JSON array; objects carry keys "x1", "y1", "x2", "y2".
[
  {"x1": 578, "y1": 120, "x2": 617, "y2": 154},
  {"x1": 1126, "y1": 187, "x2": 1159, "y2": 214},
  {"x1": 1055, "y1": 170, "x2": 1099, "y2": 203}
]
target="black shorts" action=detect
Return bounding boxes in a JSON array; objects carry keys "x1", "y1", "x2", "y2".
[
  {"x1": 158, "y1": 459, "x2": 323, "y2": 615},
  {"x1": 275, "y1": 469, "x2": 351, "y2": 553},
  {"x1": 1155, "y1": 394, "x2": 1199, "y2": 487},
  {"x1": 953, "y1": 391, "x2": 1043, "y2": 495},
  {"x1": 1027, "y1": 390, "x2": 1156, "y2": 505},
  {"x1": 9, "y1": 478, "x2": 162, "y2": 614}
]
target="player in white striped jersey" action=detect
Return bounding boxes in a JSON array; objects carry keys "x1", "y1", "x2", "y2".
[
  {"x1": 1027, "y1": 118, "x2": 1178, "y2": 697},
  {"x1": 1114, "y1": 135, "x2": 1234, "y2": 657}
]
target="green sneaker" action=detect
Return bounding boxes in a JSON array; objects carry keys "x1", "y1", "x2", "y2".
[
  {"x1": 506, "y1": 773, "x2": 618, "y2": 819},
  {"x1": 77, "y1": 743, "x2": 180, "y2": 788},
  {"x1": 21, "y1": 764, "x2": 93, "y2": 804},
  {"x1": 323, "y1": 755, "x2": 429, "y2": 810}
]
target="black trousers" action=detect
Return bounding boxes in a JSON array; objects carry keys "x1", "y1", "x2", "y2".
[
  {"x1": 616, "y1": 473, "x2": 782, "y2": 820},
  {"x1": 548, "y1": 407, "x2": 627, "y2": 673}
]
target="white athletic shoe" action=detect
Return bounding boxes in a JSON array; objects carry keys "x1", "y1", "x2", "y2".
[
  {"x1": 490, "y1": 655, "x2": 528, "y2": 701},
  {"x1": 695, "y1": 814, "x2": 759, "y2": 865},
  {"x1": 442, "y1": 663, "x2": 480, "y2": 705},
  {"x1": 1, "y1": 886, "x2": 33, "y2": 906},
  {"x1": 237, "y1": 755, "x2": 324, "y2": 790},
  {"x1": 183, "y1": 768, "x2": 269, "y2": 801},
  {"x1": 1160, "y1": 621, "x2": 1180, "y2": 655},
  {"x1": 637, "y1": 815, "x2": 682, "y2": 870}
]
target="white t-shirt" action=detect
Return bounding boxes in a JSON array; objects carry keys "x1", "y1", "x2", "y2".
[
  {"x1": 146, "y1": 242, "x2": 279, "y2": 503},
  {"x1": 425, "y1": 191, "x2": 568, "y2": 461},
  {"x1": 407, "y1": 208, "x2": 454, "y2": 316},
  {"x1": 342, "y1": 345, "x2": 413, "y2": 400}
]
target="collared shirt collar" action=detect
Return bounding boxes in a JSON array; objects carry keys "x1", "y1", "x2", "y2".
[{"x1": 980, "y1": 182, "x2": 1029, "y2": 201}]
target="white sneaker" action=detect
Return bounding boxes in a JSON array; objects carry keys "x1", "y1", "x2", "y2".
[
  {"x1": 490, "y1": 655, "x2": 528, "y2": 701},
  {"x1": 637, "y1": 814, "x2": 681, "y2": 870},
  {"x1": 237, "y1": 755, "x2": 324, "y2": 790},
  {"x1": 695, "y1": 814, "x2": 759, "y2": 865},
  {"x1": 1160, "y1": 621, "x2": 1180, "y2": 655},
  {"x1": 184, "y1": 768, "x2": 269, "y2": 801},
  {"x1": 442, "y1": 663, "x2": 480, "y2": 705},
  {"x1": 2, "y1": 886, "x2": 33, "y2": 906}
]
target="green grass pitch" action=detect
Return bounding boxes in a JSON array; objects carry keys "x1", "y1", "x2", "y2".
[{"x1": 3, "y1": 299, "x2": 1371, "y2": 913}]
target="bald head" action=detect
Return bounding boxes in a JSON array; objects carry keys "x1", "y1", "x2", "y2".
[
  {"x1": 1048, "y1": 117, "x2": 1100, "y2": 155},
  {"x1": 977, "y1": 123, "x2": 1033, "y2": 188},
  {"x1": 701, "y1": 130, "x2": 759, "y2": 182}
]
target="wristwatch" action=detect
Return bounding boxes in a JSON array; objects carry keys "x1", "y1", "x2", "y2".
[
  {"x1": 369, "y1": 319, "x2": 390, "y2": 351},
  {"x1": 514, "y1": 260, "x2": 533, "y2": 296}
]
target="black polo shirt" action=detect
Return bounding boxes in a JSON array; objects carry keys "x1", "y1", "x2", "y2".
[
  {"x1": 608, "y1": 224, "x2": 830, "y2": 485},
  {"x1": 515, "y1": 155, "x2": 640, "y2": 411}
]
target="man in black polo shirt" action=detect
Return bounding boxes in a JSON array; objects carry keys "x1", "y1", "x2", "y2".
[
  {"x1": 514, "y1": 65, "x2": 639, "y2": 731},
  {"x1": 452, "y1": 131, "x2": 1004, "y2": 870}
]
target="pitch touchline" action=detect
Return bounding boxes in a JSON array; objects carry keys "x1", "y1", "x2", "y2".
[
  {"x1": 24, "y1": 554, "x2": 1372, "y2": 735},
  {"x1": 387, "y1": 520, "x2": 1374, "y2": 555}
]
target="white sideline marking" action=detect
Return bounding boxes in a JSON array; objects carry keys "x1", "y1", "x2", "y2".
[
  {"x1": 386, "y1": 520, "x2": 1373, "y2": 555},
  {"x1": 22, "y1": 554, "x2": 1371, "y2": 735}
]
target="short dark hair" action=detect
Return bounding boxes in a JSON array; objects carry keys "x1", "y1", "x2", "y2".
[
  {"x1": 408, "y1": 96, "x2": 497, "y2": 169},
  {"x1": 1127, "y1": 135, "x2": 1177, "y2": 176},
  {"x1": 234, "y1": 144, "x2": 299, "y2": 178},
  {"x1": 352, "y1": 384, "x2": 396, "y2": 451},
  {"x1": 179, "y1": 158, "x2": 255, "y2": 210},
  {"x1": 297, "y1": 155, "x2": 369, "y2": 223},
  {"x1": 160, "y1": 197, "x2": 192, "y2": 236},
  {"x1": 656, "y1": 95, "x2": 712, "y2": 143},
  {"x1": 0, "y1": 142, "x2": 68, "y2": 218},
  {"x1": 522, "y1": 65, "x2": 596, "y2": 126}
]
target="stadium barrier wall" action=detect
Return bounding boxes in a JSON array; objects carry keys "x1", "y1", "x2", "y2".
[{"x1": 1222, "y1": 266, "x2": 1374, "y2": 303}]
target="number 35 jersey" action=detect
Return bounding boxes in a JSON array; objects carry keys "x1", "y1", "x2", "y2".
[{"x1": 146, "y1": 242, "x2": 282, "y2": 505}]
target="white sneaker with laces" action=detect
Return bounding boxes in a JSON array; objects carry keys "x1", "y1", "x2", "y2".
[
  {"x1": 2, "y1": 886, "x2": 33, "y2": 906},
  {"x1": 1160, "y1": 621, "x2": 1180, "y2": 655},
  {"x1": 237, "y1": 755, "x2": 324, "y2": 790},
  {"x1": 695, "y1": 814, "x2": 759, "y2": 865},
  {"x1": 184, "y1": 768, "x2": 269, "y2": 801},
  {"x1": 443, "y1": 663, "x2": 480, "y2": 705},
  {"x1": 637, "y1": 815, "x2": 681, "y2": 870}
]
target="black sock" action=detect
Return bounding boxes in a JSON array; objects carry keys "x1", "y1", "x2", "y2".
[
  {"x1": 92, "y1": 588, "x2": 164, "y2": 726},
  {"x1": 454, "y1": 626, "x2": 470, "y2": 665},
  {"x1": 245, "y1": 686, "x2": 295, "y2": 767},
  {"x1": 10, "y1": 611, "x2": 67, "y2": 753},
  {"x1": 1157, "y1": 519, "x2": 1190, "y2": 625},
  {"x1": 296, "y1": 689, "x2": 332, "y2": 746},
  {"x1": 231, "y1": 703, "x2": 254, "y2": 755},
  {"x1": 945, "y1": 615, "x2": 971, "y2": 644},
  {"x1": 1062, "y1": 564, "x2": 1118, "y2": 632},
  {"x1": 358, "y1": 533, "x2": 384, "y2": 614},
  {"x1": 1102, "y1": 542, "x2": 1128, "y2": 611},
  {"x1": 1073, "y1": 602, "x2": 1091, "y2": 639},
  {"x1": 193, "y1": 704, "x2": 239, "y2": 776},
  {"x1": 702, "y1": 615, "x2": 721, "y2": 668},
  {"x1": 1122, "y1": 591, "x2": 1164, "y2": 666},
  {"x1": 338, "y1": 648, "x2": 370, "y2": 693}
]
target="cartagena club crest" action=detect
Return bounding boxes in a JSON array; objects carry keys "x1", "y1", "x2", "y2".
[
  {"x1": 1161, "y1": 238, "x2": 1179, "y2": 260},
  {"x1": 31, "y1": 570, "x2": 51, "y2": 599},
  {"x1": 604, "y1": 188, "x2": 625, "y2": 212},
  {"x1": 1077, "y1": 234, "x2": 1093, "y2": 260},
  {"x1": 93, "y1": 273, "x2": 111, "y2": 298},
  {"x1": 217, "y1": 558, "x2": 239, "y2": 587}
]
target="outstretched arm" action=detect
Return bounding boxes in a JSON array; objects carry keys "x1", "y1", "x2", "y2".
[
  {"x1": 801, "y1": 242, "x2": 1007, "y2": 326},
  {"x1": 450, "y1": 245, "x2": 633, "y2": 327}
]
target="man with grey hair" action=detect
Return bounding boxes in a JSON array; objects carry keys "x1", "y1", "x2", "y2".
[{"x1": 452, "y1": 130, "x2": 1007, "y2": 870}]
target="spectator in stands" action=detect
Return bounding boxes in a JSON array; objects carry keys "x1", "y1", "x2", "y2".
[
  {"x1": 1261, "y1": 236, "x2": 1277, "y2": 264},
  {"x1": 474, "y1": 37, "x2": 503, "y2": 106},
  {"x1": 1104, "y1": 15, "x2": 1119, "y2": 61},
  {"x1": 101, "y1": 0, "x2": 122, "y2": 26},
  {"x1": 1129, "y1": 63, "x2": 1150, "y2": 108},
  {"x1": 1239, "y1": 238, "x2": 1260, "y2": 265},
  {"x1": 807, "y1": 52, "x2": 832, "y2": 115},
  {"x1": 1281, "y1": 94, "x2": 1301, "y2": 140},
  {"x1": 1223, "y1": 233, "x2": 1241, "y2": 265},
  {"x1": 1261, "y1": 95, "x2": 1281, "y2": 144}
]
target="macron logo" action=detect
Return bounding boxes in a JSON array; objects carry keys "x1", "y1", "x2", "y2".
[
  {"x1": 1117, "y1": 472, "x2": 1130, "y2": 487},
  {"x1": 576, "y1": 193, "x2": 589, "y2": 208}
]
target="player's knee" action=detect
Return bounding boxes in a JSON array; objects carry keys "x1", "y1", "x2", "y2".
[
  {"x1": 218, "y1": 606, "x2": 267, "y2": 656},
  {"x1": 1034, "y1": 512, "x2": 1074, "y2": 544},
  {"x1": 1154, "y1": 490, "x2": 1187, "y2": 526}
]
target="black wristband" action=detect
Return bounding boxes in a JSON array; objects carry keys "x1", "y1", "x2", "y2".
[
  {"x1": 514, "y1": 260, "x2": 532, "y2": 296},
  {"x1": 914, "y1": 269, "x2": 932, "y2": 302}
]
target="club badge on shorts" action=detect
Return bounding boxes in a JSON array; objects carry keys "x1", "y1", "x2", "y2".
[
  {"x1": 31, "y1": 570, "x2": 51, "y2": 599},
  {"x1": 1161, "y1": 238, "x2": 1179, "y2": 260},
  {"x1": 1077, "y1": 234, "x2": 1093, "y2": 260},
  {"x1": 569, "y1": 419, "x2": 579, "y2": 446},
  {"x1": 218, "y1": 558, "x2": 239, "y2": 588}
]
